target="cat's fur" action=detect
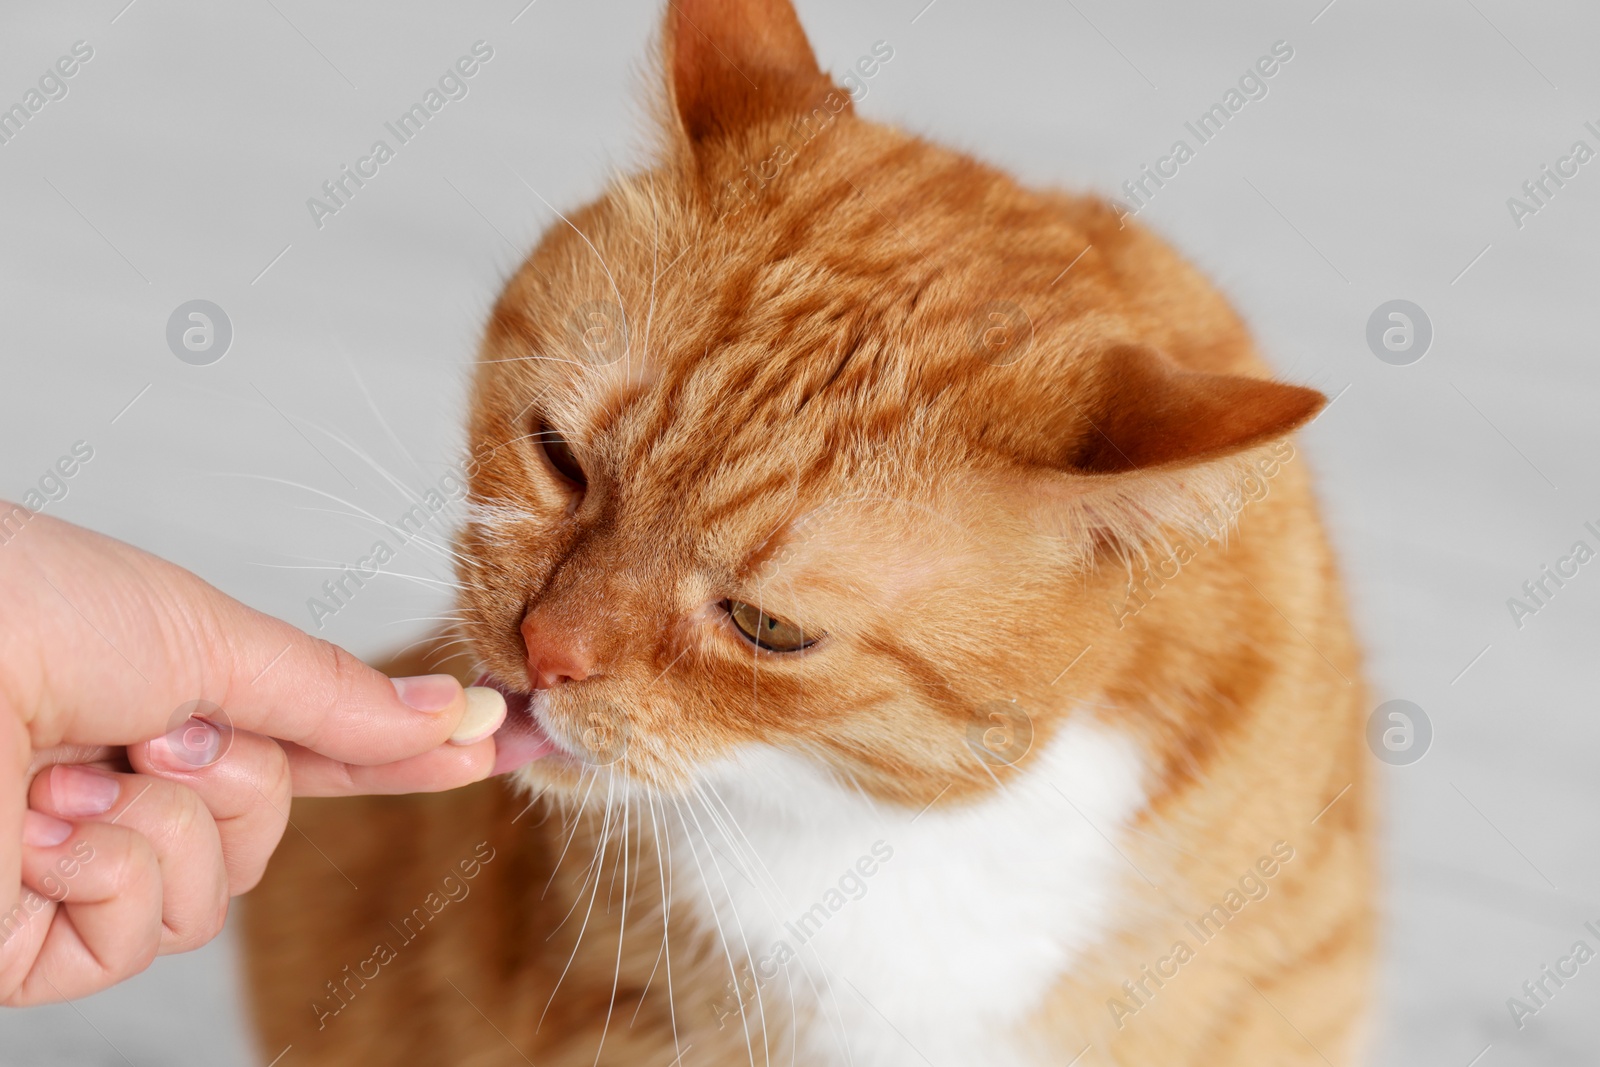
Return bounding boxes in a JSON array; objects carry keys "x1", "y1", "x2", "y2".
[{"x1": 243, "y1": 1, "x2": 1372, "y2": 1063}]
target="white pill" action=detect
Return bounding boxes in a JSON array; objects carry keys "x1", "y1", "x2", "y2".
[{"x1": 450, "y1": 686, "x2": 507, "y2": 745}]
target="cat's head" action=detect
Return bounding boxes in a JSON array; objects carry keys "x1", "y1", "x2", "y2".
[{"x1": 458, "y1": 0, "x2": 1323, "y2": 808}]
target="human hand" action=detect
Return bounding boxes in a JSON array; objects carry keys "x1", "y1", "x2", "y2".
[{"x1": 0, "y1": 509, "x2": 505, "y2": 1005}]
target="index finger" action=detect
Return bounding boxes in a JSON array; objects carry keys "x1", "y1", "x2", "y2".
[{"x1": 3, "y1": 509, "x2": 477, "y2": 768}]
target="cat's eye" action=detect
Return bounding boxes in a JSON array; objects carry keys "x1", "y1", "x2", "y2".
[
  {"x1": 536, "y1": 421, "x2": 586, "y2": 488},
  {"x1": 726, "y1": 600, "x2": 816, "y2": 653}
]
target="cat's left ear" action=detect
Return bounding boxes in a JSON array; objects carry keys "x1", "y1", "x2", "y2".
[
  {"x1": 661, "y1": 0, "x2": 844, "y2": 150},
  {"x1": 1025, "y1": 343, "x2": 1325, "y2": 543},
  {"x1": 1060, "y1": 343, "x2": 1325, "y2": 476}
]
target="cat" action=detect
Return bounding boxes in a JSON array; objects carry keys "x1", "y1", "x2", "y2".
[{"x1": 243, "y1": 0, "x2": 1372, "y2": 1063}]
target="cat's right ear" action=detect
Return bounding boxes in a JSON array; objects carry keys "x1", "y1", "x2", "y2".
[{"x1": 661, "y1": 0, "x2": 844, "y2": 152}]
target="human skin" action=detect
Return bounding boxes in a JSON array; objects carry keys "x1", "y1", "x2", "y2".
[{"x1": 0, "y1": 508, "x2": 503, "y2": 1005}]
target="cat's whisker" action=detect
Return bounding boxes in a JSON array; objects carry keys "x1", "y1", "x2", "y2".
[
  {"x1": 693, "y1": 781, "x2": 788, "y2": 911},
  {"x1": 640, "y1": 791, "x2": 684, "y2": 1062},
  {"x1": 267, "y1": 417, "x2": 483, "y2": 572},
  {"x1": 537, "y1": 769, "x2": 617, "y2": 1035},
  {"x1": 591, "y1": 766, "x2": 631, "y2": 1066},
  {"x1": 629, "y1": 784, "x2": 650, "y2": 905},
  {"x1": 475, "y1": 354, "x2": 594, "y2": 367},
  {"x1": 669, "y1": 796, "x2": 762, "y2": 1067},
  {"x1": 544, "y1": 771, "x2": 602, "y2": 903},
  {"x1": 508, "y1": 163, "x2": 635, "y2": 368},
  {"x1": 338, "y1": 350, "x2": 432, "y2": 484},
  {"x1": 237, "y1": 489, "x2": 471, "y2": 576},
  {"x1": 550, "y1": 773, "x2": 616, "y2": 936},
  {"x1": 214, "y1": 473, "x2": 390, "y2": 530},
  {"x1": 246, "y1": 561, "x2": 459, "y2": 592},
  {"x1": 638, "y1": 172, "x2": 663, "y2": 389},
  {"x1": 690, "y1": 782, "x2": 814, "y2": 1061},
  {"x1": 391, "y1": 532, "x2": 474, "y2": 570},
  {"x1": 679, "y1": 793, "x2": 773, "y2": 1066},
  {"x1": 381, "y1": 612, "x2": 469, "y2": 627},
  {"x1": 694, "y1": 780, "x2": 853, "y2": 1066},
  {"x1": 381, "y1": 623, "x2": 473, "y2": 662},
  {"x1": 285, "y1": 410, "x2": 438, "y2": 507},
  {"x1": 703, "y1": 769, "x2": 871, "y2": 1063}
]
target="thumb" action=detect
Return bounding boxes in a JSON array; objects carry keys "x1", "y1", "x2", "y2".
[{"x1": 5, "y1": 510, "x2": 482, "y2": 767}]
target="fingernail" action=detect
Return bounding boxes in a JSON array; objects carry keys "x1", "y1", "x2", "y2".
[
  {"x1": 450, "y1": 686, "x2": 507, "y2": 746},
  {"x1": 152, "y1": 717, "x2": 224, "y2": 769},
  {"x1": 392, "y1": 674, "x2": 462, "y2": 713},
  {"x1": 48, "y1": 765, "x2": 120, "y2": 818},
  {"x1": 23, "y1": 810, "x2": 73, "y2": 848}
]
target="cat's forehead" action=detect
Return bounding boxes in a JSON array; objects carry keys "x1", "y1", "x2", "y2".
[{"x1": 475, "y1": 131, "x2": 1099, "y2": 563}]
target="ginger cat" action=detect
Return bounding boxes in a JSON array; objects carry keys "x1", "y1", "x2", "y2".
[{"x1": 242, "y1": 1, "x2": 1372, "y2": 1063}]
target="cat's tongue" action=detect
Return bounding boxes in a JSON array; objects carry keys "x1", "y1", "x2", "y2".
[{"x1": 477, "y1": 675, "x2": 558, "y2": 775}]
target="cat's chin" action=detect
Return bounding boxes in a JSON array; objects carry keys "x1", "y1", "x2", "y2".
[{"x1": 480, "y1": 676, "x2": 631, "y2": 796}]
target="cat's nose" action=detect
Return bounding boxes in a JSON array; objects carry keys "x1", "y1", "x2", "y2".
[{"x1": 520, "y1": 611, "x2": 592, "y2": 689}]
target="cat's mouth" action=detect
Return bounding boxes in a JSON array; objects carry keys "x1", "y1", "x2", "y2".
[{"x1": 478, "y1": 674, "x2": 560, "y2": 775}]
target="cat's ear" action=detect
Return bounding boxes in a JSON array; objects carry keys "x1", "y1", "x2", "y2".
[
  {"x1": 1023, "y1": 344, "x2": 1325, "y2": 551},
  {"x1": 1061, "y1": 344, "x2": 1324, "y2": 475},
  {"x1": 662, "y1": 0, "x2": 844, "y2": 149}
]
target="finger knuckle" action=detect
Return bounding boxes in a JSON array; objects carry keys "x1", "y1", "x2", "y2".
[
  {"x1": 261, "y1": 738, "x2": 293, "y2": 804},
  {"x1": 105, "y1": 834, "x2": 158, "y2": 898}
]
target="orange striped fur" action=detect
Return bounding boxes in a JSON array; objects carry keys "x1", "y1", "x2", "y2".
[{"x1": 243, "y1": 1, "x2": 1371, "y2": 1062}]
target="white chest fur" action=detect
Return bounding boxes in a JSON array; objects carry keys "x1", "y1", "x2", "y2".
[{"x1": 672, "y1": 716, "x2": 1147, "y2": 1066}]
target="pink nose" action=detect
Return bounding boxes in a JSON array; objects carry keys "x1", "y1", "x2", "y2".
[{"x1": 520, "y1": 612, "x2": 592, "y2": 690}]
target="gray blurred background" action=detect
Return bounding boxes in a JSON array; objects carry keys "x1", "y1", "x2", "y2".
[{"x1": 2, "y1": 0, "x2": 1597, "y2": 1063}]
